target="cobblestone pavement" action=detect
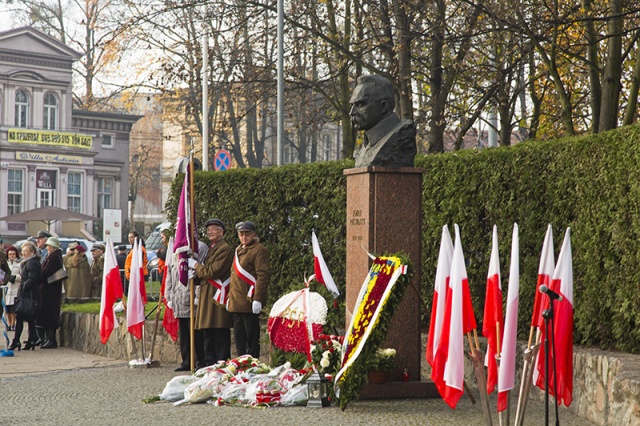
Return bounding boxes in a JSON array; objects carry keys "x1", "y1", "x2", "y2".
[{"x1": 0, "y1": 346, "x2": 596, "y2": 426}]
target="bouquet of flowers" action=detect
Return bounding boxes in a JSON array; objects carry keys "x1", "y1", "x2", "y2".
[
  {"x1": 366, "y1": 348, "x2": 396, "y2": 373},
  {"x1": 311, "y1": 334, "x2": 344, "y2": 377}
]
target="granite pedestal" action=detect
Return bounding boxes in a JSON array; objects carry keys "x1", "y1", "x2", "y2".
[{"x1": 344, "y1": 166, "x2": 437, "y2": 398}]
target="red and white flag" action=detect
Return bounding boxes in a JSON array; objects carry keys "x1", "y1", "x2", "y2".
[
  {"x1": 531, "y1": 224, "x2": 555, "y2": 330},
  {"x1": 535, "y1": 228, "x2": 573, "y2": 407},
  {"x1": 483, "y1": 225, "x2": 503, "y2": 394},
  {"x1": 312, "y1": 232, "x2": 340, "y2": 298},
  {"x1": 498, "y1": 223, "x2": 519, "y2": 411},
  {"x1": 99, "y1": 239, "x2": 123, "y2": 344},
  {"x1": 127, "y1": 238, "x2": 146, "y2": 340},
  {"x1": 161, "y1": 237, "x2": 178, "y2": 342},
  {"x1": 442, "y1": 224, "x2": 469, "y2": 409},
  {"x1": 427, "y1": 225, "x2": 454, "y2": 396}
]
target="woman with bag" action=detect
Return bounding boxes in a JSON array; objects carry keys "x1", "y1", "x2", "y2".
[
  {"x1": 38, "y1": 237, "x2": 66, "y2": 349},
  {"x1": 9, "y1": 241, "x2": 41, "y2": 351},
  {"x1": 5, "y1": 245, "x2": 21, "y2": 331}
]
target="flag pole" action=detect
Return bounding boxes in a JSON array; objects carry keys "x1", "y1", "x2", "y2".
[
  {"x1": 147, "y1": 288, "x2": 164, "y2": 364},
  {"x1": 514, "y1": 337, "x2": 541, "y2": 426},
  {"x1": 188, "y1": 147, "x2": 196, "y2": 372},
  {"x1": 469, "y1": 338, "x2": 493, "y2": 426}
]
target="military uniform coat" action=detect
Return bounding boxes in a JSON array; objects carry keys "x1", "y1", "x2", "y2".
[
  {"x1": 227, "y1": 240, "x2": 271, "y2": 314},
  {"x1": 90, "y1": 255, "x2": 104, "y2": 297},
  {"x1": 194, "y1": 238, "x2": 233, "y2": 329}
]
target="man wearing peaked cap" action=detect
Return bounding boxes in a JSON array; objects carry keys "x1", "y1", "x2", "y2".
[
  {"x1": 90, "y1": 244, "x2": 105, "y2": 297},
  {"x1": 187, "y1": 218, "x2": 233, "y2": 367},
  {"x1": 35, "y1": 230, "x2": 52, "y2": 263},
  {"x1": 235, "y1": 221, "x2": 256, "y2": 233}
]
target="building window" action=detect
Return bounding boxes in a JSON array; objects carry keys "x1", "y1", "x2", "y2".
[
  {"x1": 322, "y1": 134, "x2": 332, "y2": 161},
  {"x1": 15, "y1": 89, "x2": 29, "y2": 128},
  {"x1": 97, "y1": 177, "x2": 113, "y2": 218},
  {"x1": 43, "y1": 93, "x2": 58, "y2": 130},
  {"x1": 67, "y1": 172, "x2": 82, "y2": 213},
  {"x1": 7, "y1": 169, "x2": 24, "y2": 215},
  {"x1": 102, "y1": 134, "x2": 114, "y2": 148}
]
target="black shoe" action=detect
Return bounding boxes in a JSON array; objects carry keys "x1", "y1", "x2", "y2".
[
  {"x1": 23, "y1": 341, "x2": 36, "y2": 350},
  {"x1": 34, "y1": 338, "x2": 43, "y2": 346},
  {"x1": 41, "y1": 340, "x2": 58, "y2": 349},
  {"x1": 8, "y1": 342, "x2": 21, "y2": 351},
  {"x1": 174, "y1": 365, "x2": 190, "y2": 372}
]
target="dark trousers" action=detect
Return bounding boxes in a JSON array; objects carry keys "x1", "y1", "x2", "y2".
[
  {"x1": 178, "y1": 317, "x2": 204, "y2": 369},
  {"x1": 232, "y1": 312, "x2": 260, "y2": 358},
  {"x1": 201, "y1": 328, "x2": 231, "y2": 365},
  {"x1": 13, "y1": 315, "x2": 37, "y2": 345}
]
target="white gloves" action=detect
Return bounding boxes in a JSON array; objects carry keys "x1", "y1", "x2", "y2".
[
  {"x1": 187, "y1": 258, "x2": 198, "y2": 269},
  {"x1": 188, "y1": 269, "x2": 195, "y2": 280},
  {"x1": 252, "y1": 301, "x2": 262, "y2": 314},
  {"x1": 167, "y1": 300, "x2": 174, "y2": 310}
]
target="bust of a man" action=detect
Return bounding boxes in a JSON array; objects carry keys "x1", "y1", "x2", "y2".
[{"x1": 350, "y1": 75, "x2": 416, "y2": 168}]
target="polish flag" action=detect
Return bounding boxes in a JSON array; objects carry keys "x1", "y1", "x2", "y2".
[
  {"x1": 312, "y1": 232, "x2": 340, "y2": 298},
  {"x1": 442, "y1": 224, "x2": 468, "y2": 409},
  {"x1": 498, "y1": 224, "x2": 519, "y2": 411},
  {"x1": 427, "y1": 225, "x2": 453, "y2": 392},
  {"x1": 531, "y1": 225, "x2": 554, "y2": 329},
  {"x1": 483, "y1": 225, "x2": 503, "y2": 394},
  {"x1": 127, "y1": 239, "x2": 146, "y2": 340},
  {"x1": 535, "y1": 228, "x2": 573, "y2": 407},
  {"x1": 99, "y1": 239, "x2": 123, "y2": 344},
  {"x1": 161, "y1": 237, "x2": 178, "y2": 342}
]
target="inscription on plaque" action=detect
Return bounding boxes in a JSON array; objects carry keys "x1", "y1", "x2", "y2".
[{"x1": 350, "y1": 209, "x2": 365, "y2": 241}]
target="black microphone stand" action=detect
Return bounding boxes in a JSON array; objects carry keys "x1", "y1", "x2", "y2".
[{"x1": 542, "y1": 301, "x2": 561, "y2": 426}]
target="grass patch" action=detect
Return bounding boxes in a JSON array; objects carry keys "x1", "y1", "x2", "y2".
[{"x1": 63, "y1": 300, "x2": 169, "y2": 318}]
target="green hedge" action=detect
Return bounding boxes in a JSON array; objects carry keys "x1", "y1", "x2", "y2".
[{"x1": 167, "y1": 124, "x2": 640, "y2": 353}]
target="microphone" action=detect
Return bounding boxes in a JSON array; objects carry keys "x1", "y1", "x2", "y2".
[{"x1": 539, "y1": 284, "x2": 563, "y2": 301}]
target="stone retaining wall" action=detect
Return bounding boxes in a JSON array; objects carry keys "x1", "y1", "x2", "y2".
[{"x1": 60, "y1": 312, "x2": 640, "y2": 425}]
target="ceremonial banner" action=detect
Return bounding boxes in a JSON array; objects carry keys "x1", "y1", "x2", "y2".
[{"x1": 174, "y1": 165, "x2": 198, "y2": 286}]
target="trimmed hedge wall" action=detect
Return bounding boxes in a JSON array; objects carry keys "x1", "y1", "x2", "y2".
[{"x1": 167, "y1": 124, "x2": 640, "y2": 353}]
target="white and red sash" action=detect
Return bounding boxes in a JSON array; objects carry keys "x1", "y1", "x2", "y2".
[
  {"x1": 234, "y1": 247, "x2": 257, "y2": 298},
  {"x1": 207, "y1": 277, "x2": 231, "y2": 305}
]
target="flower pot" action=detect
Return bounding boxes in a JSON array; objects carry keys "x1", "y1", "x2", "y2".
[{"x1": 367, "y1": 370, "x2": 389, "y2": 384}]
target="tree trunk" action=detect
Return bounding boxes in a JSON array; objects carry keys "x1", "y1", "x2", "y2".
[{"x1": 598, "y1": 0, "x2": 623, "y2": 132}]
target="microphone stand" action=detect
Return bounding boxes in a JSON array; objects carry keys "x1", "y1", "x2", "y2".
[{"x1": 542, "y1": 301, "x2": 561, "y2": 426}]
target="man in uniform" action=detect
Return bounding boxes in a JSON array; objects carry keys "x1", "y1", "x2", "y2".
[
  {"x1": 188, "y1": 218, "x2": 234, "y2": 365},
  {"x1": 90, "y1": 244, "x2": 105, "y2": 297}
]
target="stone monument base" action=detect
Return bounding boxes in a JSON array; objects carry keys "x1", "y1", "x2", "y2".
[{"x1": 360, "y1": 380, "x2": 439, "y2": 399}]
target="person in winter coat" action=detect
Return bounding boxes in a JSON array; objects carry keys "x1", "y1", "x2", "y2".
[
  {"x1": 9, "y1": 241, "x2": 41, "y2": 351},
  {"x1": 39, "y1": 237, "x2": 66, "y2": 349},
  {"x1": 166, "y1": 240, "x2": 208, "y2": 371},
  {"x1": 5, "y1": 245, "x2": 22, "y2": 330},
  {"x1": 227, "y1": 221, "x2": 271, "y2": 359},
  {"x1": 90, "y1": 244, "x2": 105, "y2": 297},
  {"x1": 64, "y1": 243, "x2": 91, "y2": 298},
  {"x1": 188, "y1": 219, "x2": 234, "y2": 366}
]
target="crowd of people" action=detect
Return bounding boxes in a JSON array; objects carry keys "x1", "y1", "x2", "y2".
[
  {"x1": 0, "y1": 220, "x2": 271, "y2": 369},
  {"x1": 0, "y1": 231, "x2": 107, "y2": 351}
]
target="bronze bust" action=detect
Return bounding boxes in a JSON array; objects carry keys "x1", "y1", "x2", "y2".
[{"x1": 350, "y1": 75, "x2": 417, "y2": 168}]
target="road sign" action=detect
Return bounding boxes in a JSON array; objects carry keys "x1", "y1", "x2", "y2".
[{"x1": 214, "y1": 150, "x2": 231, "y2": 171}]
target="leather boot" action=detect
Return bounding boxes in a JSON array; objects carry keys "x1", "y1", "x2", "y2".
[{"x1": 41, "y1": 329, "x2": 57, "y2": 349}]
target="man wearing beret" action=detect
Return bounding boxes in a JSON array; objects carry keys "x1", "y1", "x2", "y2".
[
  {"x1": 227, "y1": 221, "x2": 271, "y2": 359},
  {"x1": 90, "y1": 244, "x2": 105, "y2": 297},
  {"x1": 187, "y1": 218, "x2": 234, "y2": 365}
]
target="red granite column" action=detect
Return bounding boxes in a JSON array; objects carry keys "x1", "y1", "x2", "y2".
[{"x1": 345, "y1": 167, "x2": 436, "y2": 398}]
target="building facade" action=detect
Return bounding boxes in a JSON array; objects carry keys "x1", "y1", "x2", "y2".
[{"x1": 0, "y1": 26, "x2": 140, "y2": 241}]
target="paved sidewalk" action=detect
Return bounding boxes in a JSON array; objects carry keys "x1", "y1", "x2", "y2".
[{"x1": 0, "y1": 346, "x2": 596, "y2": 426}]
